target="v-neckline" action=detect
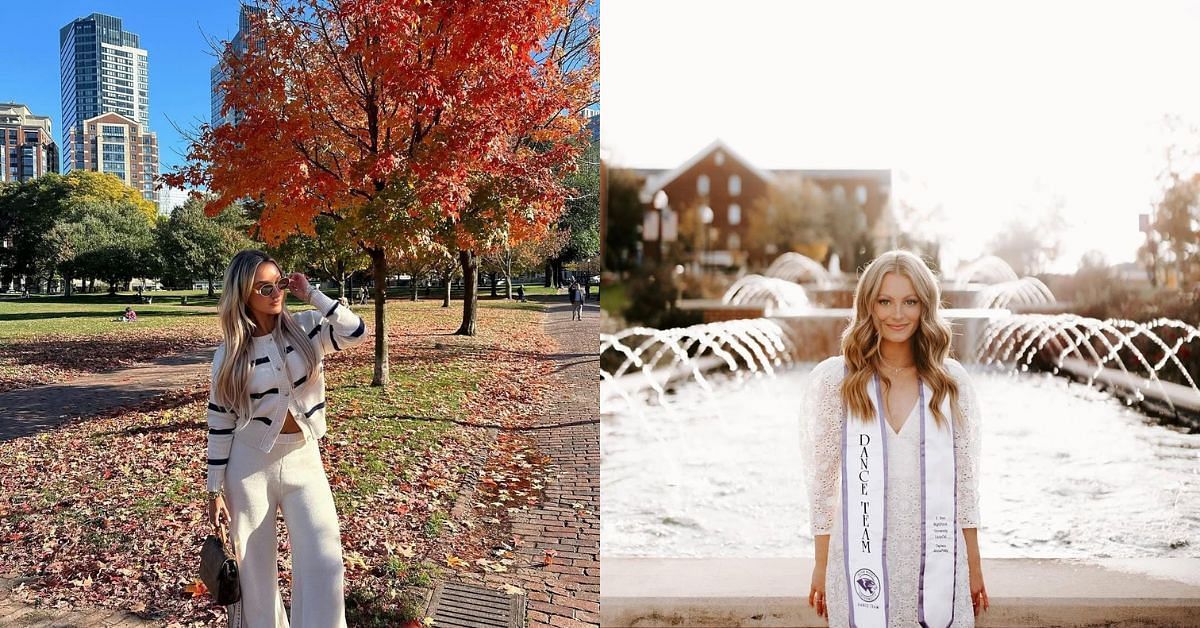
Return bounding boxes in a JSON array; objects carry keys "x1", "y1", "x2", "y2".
[
  {"x1": 882, "y1": 379, "x2": 923, "y2": 436},
  {"x1": 886, "y1": 400, "x2": 919, "y2": 436}
]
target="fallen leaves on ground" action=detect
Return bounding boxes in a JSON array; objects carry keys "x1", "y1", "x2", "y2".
[
  {"x1": 0, "y1": 300, "x2": 562, "y2": 625},
  {"x1": 0, "y1": 323, "x2": 221, "y2": 393}
]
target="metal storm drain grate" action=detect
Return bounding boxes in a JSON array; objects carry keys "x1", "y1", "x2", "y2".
[{"x1": 428, "y1": 580, "x2": 526, "y2": 628}]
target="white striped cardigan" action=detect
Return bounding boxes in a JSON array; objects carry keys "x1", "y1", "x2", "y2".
[{"x1": 205, "y1": 289, "x2": 369, "y2": 492}]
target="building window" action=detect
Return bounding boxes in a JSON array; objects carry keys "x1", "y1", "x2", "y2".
[
  {"x1": 856, "y1": 185, "x2": 868, "y2": 205},
  {"x1": 697, "y1": 174, "x2": 710, "y2": 196},
  {"x1": 728, "y1": 203, "x2": 741, "y2": 225},
  {"x1": 833, "y1": 185, "x2": 845, "y2": 202},
  {"x1": 728, "y1": 233, "x2": 741, "y2": 251},
  {"x1": 729, "y1": 174, "x2": 741, "y2": 197},
  {"x1": 714, "y1": 150, "x2": 725, "y2": 166}
]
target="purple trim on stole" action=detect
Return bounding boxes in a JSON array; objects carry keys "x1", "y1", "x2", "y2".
[
  {"x1": 841, "y1": 368, "x2": 855, "y2": 626},
  {"x1": 873, "y1": 375, "x2": 891, "y2": 625},
  {"x1": 917, "y1": 381, "x2": 959, "y2": 628},
  {"x1": 950, "y1": 400, "x2": 959, "y2": 627},
  {"x1": 917, "y1": 380, "x2": 929, "y2": 628}
]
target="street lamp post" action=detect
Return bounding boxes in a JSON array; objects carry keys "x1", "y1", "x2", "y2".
[{"x1": 653, "y1": 190, "x2": 668, "y2": 263}]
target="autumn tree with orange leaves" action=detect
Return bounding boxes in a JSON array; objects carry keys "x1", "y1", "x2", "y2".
[{"x1": 167, "y1": 0, "x2": 596, "y2": 386}]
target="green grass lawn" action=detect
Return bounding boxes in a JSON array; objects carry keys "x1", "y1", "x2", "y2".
[
  {"x1": 0, "y1": 300, "x2": 219, "y2": 339},
  {"x1": 0, "y1": 284, "x2": 562, "y2": 340}
]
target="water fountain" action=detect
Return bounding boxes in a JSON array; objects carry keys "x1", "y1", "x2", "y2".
[
  {"x1": 955, "y1": 254, "x2": 1021, "y2": 286},
  {"x1": 763, "y1": 252, "x2": 837, "y2": 286},
  {"x1": 602, "y1": 253, "x2": 1200, "y2": 563},
  {"x1": 973, "y1": 276, "x2": 1056, "y2": 310},
  {"x1": 720, "y1": 275, "x2": 811, "y2": 314}
]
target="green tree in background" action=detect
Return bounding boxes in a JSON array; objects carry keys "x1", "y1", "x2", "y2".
[
  {"x1": 602, "y1": 167, "x2": 643, "y2": 275},
  {"x1": 745, "y1": 178, "x2": 830, "y2": 267},
  {"x1": 49, "y1": 201, "x2": 158, "y2": 296},
  {"x1": 547, "y1": 141, "x2": 600, "y2": 287},
  {"x1": 1152, "y1": 173, "x2": 1200, "y2": 285},
  {"x1": 0, "y1": 172, "x2": 157, "y2": 293},
  {"x1": 268, "y1": 214, "x2": 369, "y2": 300},
  {"x1": 155, "y1": 197, "x2": 254, "y2": 296}
]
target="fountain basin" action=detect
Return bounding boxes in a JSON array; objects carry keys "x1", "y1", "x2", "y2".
[
  {"x1": 769, "y1": 308, "x2": 1010, "y2": 362},
  {"x1": 601, "y1": 557, "x2": 1200, "y2": 627}
]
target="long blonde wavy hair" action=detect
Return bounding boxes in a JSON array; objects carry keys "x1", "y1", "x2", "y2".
[
  {"x1": 840, "y1": 250, "x2": 962, "y2": 427},
  {"x1": 213, "y1": 250, "x2": 319, "y2": 420}
]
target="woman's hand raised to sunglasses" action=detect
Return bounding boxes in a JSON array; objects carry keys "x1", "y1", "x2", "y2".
[{"x1": 287, "y1": 272, "x2": 312, "y2": 302}]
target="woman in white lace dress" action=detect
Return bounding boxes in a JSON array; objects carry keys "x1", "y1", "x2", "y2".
[{"x1": 801, "y1": 250, "x2": 990, "y2": 627}]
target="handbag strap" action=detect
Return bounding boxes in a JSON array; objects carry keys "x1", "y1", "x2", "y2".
[{"x1": 217, "y1": 519, "x2": 238, "y2": 558}]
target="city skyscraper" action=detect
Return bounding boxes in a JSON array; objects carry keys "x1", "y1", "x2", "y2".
[
  {"x1": 211, "y1": 5, "x2": 265, "y2": 128},
  {"x1": 0, "y1": 103, "x2": 59, "y2": 183},
  {"x1": 59, "y1": 13, "x2": 158, "y2": 202}
]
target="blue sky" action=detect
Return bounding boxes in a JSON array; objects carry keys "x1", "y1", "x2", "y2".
[{"x1": 0, "y1": 0, "x2": 247, "y2": 174}]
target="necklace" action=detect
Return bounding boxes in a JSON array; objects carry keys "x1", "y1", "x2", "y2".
[{"x1": 879, "y1": 356, "x2": 915, "y2": 374}]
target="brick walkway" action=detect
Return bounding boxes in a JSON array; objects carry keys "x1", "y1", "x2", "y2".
[{"x1": 470, "y1": 293, "x2": 600, "y2": 628}]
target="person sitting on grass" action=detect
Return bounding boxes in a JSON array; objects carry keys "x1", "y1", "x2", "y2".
[{"x1": 115, "y1": 306, "x2": 138, "y2": 323}]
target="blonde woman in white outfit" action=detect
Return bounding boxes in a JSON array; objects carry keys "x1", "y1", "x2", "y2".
[
  {"x1": 205, "y1": 249, "x2": 369, "y2": 627},
  {"x1": 802, "y1": 250, "x2": 989, "y2": 627}
]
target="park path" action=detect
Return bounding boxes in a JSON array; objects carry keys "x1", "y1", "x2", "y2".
[
  {"x1": 0, "y1": 577, "x2": 156, "y2": 627},
  {"x1": 474, "y1": 293, "x2": 601, "y2": 628},
  {"x1": 0, "y1": 347, "x2": 216, "y2": 442}
]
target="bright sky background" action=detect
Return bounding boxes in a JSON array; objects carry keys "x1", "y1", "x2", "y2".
[
  {"x1": 0, "y1": 0, "x2": 247, "y2": 174},
  {"x1": 601, "y1": 0, "x2": 1200, "y2": 273}
]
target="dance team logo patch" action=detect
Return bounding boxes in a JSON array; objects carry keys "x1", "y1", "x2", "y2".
[{"x1": 853, "y1": 568, "x2": 880, "y2": 603}]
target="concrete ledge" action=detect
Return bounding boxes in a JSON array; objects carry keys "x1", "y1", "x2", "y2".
[{"x1": 601, "y1": 558, "x2": 1200, "y2": 627}]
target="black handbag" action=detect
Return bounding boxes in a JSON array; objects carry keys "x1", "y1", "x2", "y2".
[{"x1": 200, "y1": 522, "x2": 242, "y2": 605}]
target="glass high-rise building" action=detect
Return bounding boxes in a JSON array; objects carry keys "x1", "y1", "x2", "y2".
[
  {"x1": 211, "y1": 5, "x2": 265, "y2": 127},
  {"x1": 59, "y1": 13, "x2": 158, "y2": 202}
]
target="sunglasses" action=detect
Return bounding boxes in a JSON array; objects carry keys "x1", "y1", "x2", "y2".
[{"x1": 255, "y1": 278, "x2": 290, "y2": 297}]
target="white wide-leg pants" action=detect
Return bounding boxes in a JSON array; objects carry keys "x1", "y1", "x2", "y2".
[{"x1": 225, "y1": 431, "x2": 347, "y2": 628}]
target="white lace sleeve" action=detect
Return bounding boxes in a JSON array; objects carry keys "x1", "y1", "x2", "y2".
[
  {"x1": 800, "y1": 356, "x2": 845, "y2": 536},
  {"x1": 948, "y1": 360, "x2": 981, "y2": 527}
]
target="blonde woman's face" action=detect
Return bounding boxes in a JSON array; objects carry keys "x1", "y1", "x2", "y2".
[
  {"x1": 247, "y1": 262, "x2": 285, "y2": 318},
  {"x1": 872, "y1": 271, "x2": 922, "y2": 344}
]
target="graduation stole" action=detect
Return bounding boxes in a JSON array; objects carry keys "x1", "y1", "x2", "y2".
[{"x1": 841, "y1": 373, "x2": 958, "y2": 628}]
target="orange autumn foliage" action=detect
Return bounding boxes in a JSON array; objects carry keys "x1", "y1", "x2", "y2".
[{"x1": 165, "y1": 0, "x2": 593, "y2": 250}]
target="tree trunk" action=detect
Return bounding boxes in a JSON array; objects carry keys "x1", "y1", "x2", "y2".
[
  {"x1": 490, "y1": 272, "x2": 498, "y2": 298},
  {"x1": 64, "y1": 272, "x2": 73, "y2": 298},
  {"x1": 208, "y1": 276, "x2": 215, "y2": 298},
  {"x1": 411, "y1": 273, "x2": 418, "y2": 301},
  {"x1": 505, "y1": 258, "x2": 513, "y2": 300},
  {"x1": 442, "y1": 270, "x2": 452, "y2": 308},
  {"x1": 337, "y1": 260, "x2": 346, "y2": 299},
  {"x1": 544, "y1": 261, "x2": 552, "y2": 287},
  {"x1": 370, "y1": 247, "x2": 389, "y2": 386},
  {"x1": 456, "y1": 250, "x2": 478, "y2": 336}
]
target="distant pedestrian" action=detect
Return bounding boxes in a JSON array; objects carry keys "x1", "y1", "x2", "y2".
[
  {"x1": 358, "y1": 285, "x2": 369, "y2": 305},
  {"x1": 568, "y1": 280, "x2": 584, "y2": 321},
  {"x1": 516, "y1": 284, "x2": 526, "y2": 302}
]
